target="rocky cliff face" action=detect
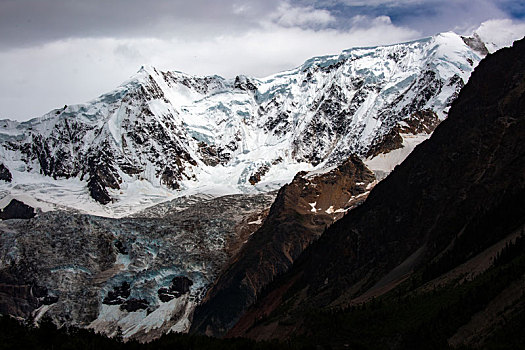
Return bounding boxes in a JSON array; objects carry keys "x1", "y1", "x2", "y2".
[
  {"x1": 228, "y1": 37, "x2": 525, "y2": 347},
  {"x1": 0, "y1": 33, "x2": 482, "y2": 214}
]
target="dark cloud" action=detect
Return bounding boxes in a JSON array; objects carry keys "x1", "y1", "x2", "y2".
[
  {"x1": 2, "y1": 0, "x2": 522, "y2": 50},
  {"x1": 0, "y1": 0, "x2": 280, "y2": 49}
]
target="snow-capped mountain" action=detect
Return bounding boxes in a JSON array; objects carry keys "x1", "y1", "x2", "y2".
[
  {"x1": 0, "y1": 31, "x2": 521, "y2": 343},
  {"x1": 0, "y1": 32, "x2": 487, "y2": 216}
]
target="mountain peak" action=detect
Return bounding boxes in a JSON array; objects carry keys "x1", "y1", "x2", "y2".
[{"x1": 0, "y1": 33, "x2": 494, "y2": 216}]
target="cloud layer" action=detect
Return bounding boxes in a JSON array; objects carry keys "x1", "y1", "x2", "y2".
[{"x1": 1, "y1": 0, "x2": 524, "y2": 120}]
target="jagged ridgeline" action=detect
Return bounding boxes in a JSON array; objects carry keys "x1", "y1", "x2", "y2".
[{"x1": 0, "y1": 32, "x2": 482, "y2": 214}]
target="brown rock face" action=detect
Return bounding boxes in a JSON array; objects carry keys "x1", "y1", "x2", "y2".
[
  {"x1": 190, "y1": 155, "x2": 375, "y2": 336},
  {"x1": 248, "y1": 165, "x2": 270, "y2": 185}
]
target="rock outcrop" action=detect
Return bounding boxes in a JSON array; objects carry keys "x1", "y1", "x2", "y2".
[
  {"x1": 0, "y1": 199, "x2": 35, "y2": 220},
  {"x1": 0, "y1": 164, "x2": 11, "y2": 183}
]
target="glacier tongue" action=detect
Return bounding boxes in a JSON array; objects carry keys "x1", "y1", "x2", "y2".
[
  {"x1": 0, "y1": 192, "x2": 276, "y2": 341},
  {"x1": 0, "y1": 32, "x2": 488, "y2": 215}
]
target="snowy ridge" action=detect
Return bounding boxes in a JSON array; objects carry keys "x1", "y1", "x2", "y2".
[{"x1": 0, "y1": 32, "x2": 489, "y2": 216}]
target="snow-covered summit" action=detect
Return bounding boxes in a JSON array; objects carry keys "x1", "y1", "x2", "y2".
[{"x1": 0, "y1": 31, "x2": 499, "y2": 216}]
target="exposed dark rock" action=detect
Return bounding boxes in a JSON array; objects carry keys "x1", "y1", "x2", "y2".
[
  {"x1": 401, "y1": 109, "x2": 440, "y2": 134},
  {"x1": 84, "y1": 145, "x2": 122, "y2": 205},
  {"x1": 119, "y1": 163, "x2": 143, "y2": 176},
  {"x1": 31, "y1": 284, "x2": 49, "y2": 298},
  {"x1": 366, "y1": 110, "x2": 440, "y2": 158},
  {"x1": 87, "y1": 174, "x2": 112, "y2": 205},
  {"x1": 24, "y1": 118, "x2": 90, "y2": 180},
  {"x1": 0, "y1": 163, "x2": 12, "y2": 182},
  {"x1": 294, "y1": 83, "x2": 351, "y2": 165},
  {"x1": 170, "y1": 276, "x2": 193, "y2": 295},
  {"x1": 366, "y1": 126, "x2": 404, "y2": 158},
  {"x1": 120, "y1": 298, "x2": 149, "y2": 312},
  {"x1": 114, "y1": 240, "x2": 128, "y2": 255},
  {"x1": 171, "y1": 74, "x2": 226, "y2": 95},
  {"x1": 0, "y1": 199, "x2": 35, "y2": 220},
  {"x1": 142, "y1": 75, "x2": 166, "y2": 101},
  {"x1": 445, "y1": 74, "x2": 466, "y2": 107},
  {"x1": 410, "y1": 70, "x2": 444, "y2": 111},
  {"x1": 157, "y1": 288, "x2": 174, "y2": 303},
  {"x1": 248, "y1": 165, "x2": 270, "y2": 185},
  {"x1": 42, "y1": 295, "x2": 59, "y2": 305},
  {"x1": 234, "y1": 75, "x2": 257, "y2": 91},
  {"x1": 264, "y1": 112, "x2": 291, "y2": 136},
  {"x1": 86, "y1": 149, "x2": 121, "y2": 191},
  {"x1": 462, "y1": 33, "x2": 489, "y2": 56},
  {"x1": 157, "y1": 276, "x2": 193, "y2": 302},
  {"x1": 31, "y1": 284, "x2": 59, "y2": 305},
  {"x1": 160, "y1": 167, "x2": 181, "y2": 190},
  {"x1": 103, "y1": 282, "x2": 131, "y2": 305},
  {"x1": 198, "y1": 142, "x2": 220, "y2": 166}
]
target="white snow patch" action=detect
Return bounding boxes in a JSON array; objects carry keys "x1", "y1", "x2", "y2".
[
  {"x1": 89, "y1": 292, "x2": 197, "y2": 339},
  {"x1": 0, "y1": 171, "x2": 182, "y2": 218},
  {"x1": 366, "y1": 180, "x2": 378, "y2": 190},
  {"x1": 364, "y1": 133, "x2": 430, "y2": 173}
]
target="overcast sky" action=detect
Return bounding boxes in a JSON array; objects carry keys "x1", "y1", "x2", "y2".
[{"x1": 1, "y1": 0, "x2": 525, "y2": 121}]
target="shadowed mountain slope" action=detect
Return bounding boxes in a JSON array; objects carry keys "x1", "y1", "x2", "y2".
[{"x1": 228, "y1": 37, "x2": 525, "y2": 348}]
